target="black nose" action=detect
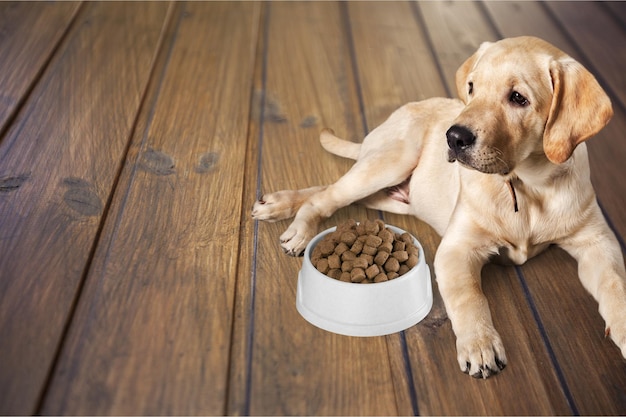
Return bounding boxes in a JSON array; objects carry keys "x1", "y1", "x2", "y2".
[{"x1": 446, "y1": 125, "x2": 476, "y2": 151}]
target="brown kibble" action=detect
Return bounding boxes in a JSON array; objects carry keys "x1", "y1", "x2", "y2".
[
  {"x1": 328, "y1": 254, "x2": 341, "y2": 269},
  {"x1": 384, "y1": 257, "x2": 400, "y2": 273},
  {"x1": 325, "y1": 230, "x2": 340, "y2": 244},
  {"x1": 364, "y1": 219, "x2": 380, "y2": 235},
  {"x1": 379, "y1": 242, "x2": 393, "y2": 253},
  {"x1": 311, "y1": 245, "x2": 322, "y2": 263},
  {"x1": 350, "y1": 239, "x2": 364, "y2": 254},
  {"x1": 334, "y1": 242, "x2": 349, "y2": 256},
  {"x1": 362, "y1": 244, "x2": 378, "y2": 256},
  {"x1": 337, "y1": 218, "x2": 357, "y2": 232},
  {"x1": 374, "y1": 272, "x2": 388, "y2": 283},
  {"x1": 351, "y1": 268, "x2": 366, "y2": 282},
  {"x1": 365, "y1": 235, "x2": 382, "y2": 247},
  {"x1": 365, "y1": 264, "x2": 380, "y2": 279},
  {"x1": 406, "y1": 254, "x2": 419, "y2": 268},
  {"x1": 340, "y1": 231, "x2": 357, "y2": 246},
  {"x1": 392, "y1": 250, "x2": 409, "y2": 262},
  {"x1": 393, "y1": 241, "x2": 405, "y2": 252},
  {"x1": 360, "y1": 254, "x2": 374, "y2": 265},
  {"x1": 318, "y1": 240, "x2": 335, "y2": 256},
  {"x1": 341, "y1": 250, "x2": 356, "y2": 262},
  {"x1": 316, "y1": 258, "x2": 330, "y2": 274},
  {"x1": 328, "y1": 268, "x2": 342, "y2": 279},
  {"x1": 313, "y1": 219, "x2": 420, "y2": 285},
  {"x1": 378, "y1": 228, "x2": 394, "y2": 243},
  {"x1": 353, "y1": 256, "x2": 368, "y2": 269},
  {"x1": 374, "y1": 251, "x2": 390, "y2": 266}
]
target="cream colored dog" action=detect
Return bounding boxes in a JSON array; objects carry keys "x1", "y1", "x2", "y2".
[{"x1": 252, "y1": 37, "x2": 626, "y2": 378}]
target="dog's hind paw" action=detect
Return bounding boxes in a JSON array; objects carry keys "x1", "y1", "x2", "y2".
[
  {"x1": 456, "y1": 326, "x2": 507, "y2": 379},
  {"x1": 251, "y1": 191, "x2": 299, "y2": 222}
]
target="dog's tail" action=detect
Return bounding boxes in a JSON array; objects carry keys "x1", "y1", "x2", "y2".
[{"x1": 319, "y1": 128, "x2": 361, "y2": 160}]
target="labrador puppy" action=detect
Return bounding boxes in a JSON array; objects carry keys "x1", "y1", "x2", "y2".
[{"x1": 251, "y1": 37, "x2": 626, "y2": 378}]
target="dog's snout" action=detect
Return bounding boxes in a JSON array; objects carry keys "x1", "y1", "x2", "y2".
[{"x1": 446, "y1": 125, "x2": 476, "y2": 151}]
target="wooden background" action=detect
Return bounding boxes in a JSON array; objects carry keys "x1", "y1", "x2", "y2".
[{"x1": 0, "y1": 1, "x2": 624, "y2": 415}]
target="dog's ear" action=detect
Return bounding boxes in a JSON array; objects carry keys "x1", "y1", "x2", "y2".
[
  {"x1": 455, "y1": 41, "x2": 492, "y2": 102},
  {"x1": 544, "y1": 58, "x2": 613, "y2": 164}
]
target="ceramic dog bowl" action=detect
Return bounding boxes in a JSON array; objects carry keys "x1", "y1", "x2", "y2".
[{"x1": 296, "y1": 225, "x2": 433, "y2": 337}]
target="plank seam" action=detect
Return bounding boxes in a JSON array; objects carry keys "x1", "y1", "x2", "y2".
[
  {"x1": 32, "y1": 3, "x2": 183, "y2": 413},
  {"x1": 514, "y1": 266, "x2": 580, "y2": 416},
  {"x1": 242, "y1": 3, "x2": 271, "y2": 415},
  {"x1": 409, "y1": 2, "x2": 453, "y2": 98},
  {"x1": 0, "y1": 2, "x2": 84, "y2": 155}
]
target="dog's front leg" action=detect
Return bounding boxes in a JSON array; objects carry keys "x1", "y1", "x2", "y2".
[
  {"x1": 434, "y1": 234, "x2": 507, "y2": 378},
  {"x1": 559, "y1": 208, "x2": 626, "y2": 359}
]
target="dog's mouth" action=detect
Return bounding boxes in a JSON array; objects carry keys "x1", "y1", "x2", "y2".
[{"x1": 447, "y1": 148, "x2": 510, "y2": 175}]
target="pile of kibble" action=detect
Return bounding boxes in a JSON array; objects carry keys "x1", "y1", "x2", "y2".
[{"x1": 310, "y1": 219, "x2": 419, "y2": 284}]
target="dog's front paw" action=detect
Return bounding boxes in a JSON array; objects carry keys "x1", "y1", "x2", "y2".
[
  {"x1": 252, "y1": 191, "x2": 299, "y2": 222},
  {"x1": 280, "y1": 222, "x2": 315, "y2": 256},
  {"x1": 456, "y1": 326, "x2": 507, "y2": 379}
]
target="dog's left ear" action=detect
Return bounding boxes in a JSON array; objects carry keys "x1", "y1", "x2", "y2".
[
  {"x1": 544, "y1": 58, "x2": 613, "y2": 164},
  {"x1": 455, "y1": 42, "x2": 492, "y2": 103}
]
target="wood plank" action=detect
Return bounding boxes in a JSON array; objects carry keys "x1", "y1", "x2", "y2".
[
  {"x1": 235, "y1": 2, "x2": 404, "y2": 415},
  {"x1": 0, "y1": 3, "x2": 169, "y2": 414},
  {"x1": 349, "y1": 1, "x2": 572, "y2": 414},
  {"x1": 484, "y1": 2, "x2": 626, "y2": 413},
  {"x1": 545, "y1": 1, "x2": 626, "y2": 109},
  {"x1": 0, "y1": 2, "x2": 80, "y2": 132},
  {"x1": 603, "y1": 1, "x2": 626, "y2": 26},
  {"x1": 519, "y1": 248, "x2": 626, "y2": 414},
  {"x1": 40, "y1": 2, "x2": 260, "y2": 415}
]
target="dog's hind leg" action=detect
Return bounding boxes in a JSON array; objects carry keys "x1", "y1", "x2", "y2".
[
  {"x1": 357, "y1": 189, "x2": 412, "y2": 215},
  {"x1": 279, "y1": 145, "x2": 418, "y2": 255},
  {"x1": 252, "y1": 185, "x2": 327, "y2": 222}
]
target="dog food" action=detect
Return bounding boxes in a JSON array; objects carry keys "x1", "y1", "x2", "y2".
[{"x1": 310, "y1": 219, "x2": 419, "y2": 283}]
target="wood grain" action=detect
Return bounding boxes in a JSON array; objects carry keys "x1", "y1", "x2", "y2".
[
  {"x1": 0, "y1": 3, "x2": 169, "y2": 414},
  {"x1": 238, "y1": 2, "x2": 401, "y2": 415},
  {"x1": 40, "y1": 2, "x2": 261, "y2": 415},
  {"x1": 0, "y1": 2, "x2": 80, "y2": 132},
  {"x1": 0, "y1": 1, "x2": 623, "y2": 414}
]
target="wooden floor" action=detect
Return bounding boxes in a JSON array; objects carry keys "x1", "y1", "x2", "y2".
[{"x1": 1, "y1": 1, "x2": 625, "y2": 415}]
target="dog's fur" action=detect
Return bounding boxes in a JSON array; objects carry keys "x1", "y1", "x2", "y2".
[{"x1": 251, "y1": 37, "x2": 626, "y2": 378}]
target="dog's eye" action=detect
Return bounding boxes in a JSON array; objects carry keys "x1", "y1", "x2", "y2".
[
  {"x1": 468, "y1": 82, "x2": 473, "y2": 96},
  {"x1": 510, "y1": 91, "x2": 529, "y2": 106}
]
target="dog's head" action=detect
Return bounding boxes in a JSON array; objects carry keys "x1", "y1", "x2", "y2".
[{"x1": 446, "y1": 36, "x2": 613, "y2": 175}]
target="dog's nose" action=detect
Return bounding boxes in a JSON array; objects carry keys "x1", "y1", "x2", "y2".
[{"x1": 446, "y1": 125, "x2": 476, "y2": 151}]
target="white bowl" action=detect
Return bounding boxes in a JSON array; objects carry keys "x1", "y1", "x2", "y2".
[{"x1": 296, "y1": 225, "x2": 433, "y2": 337}]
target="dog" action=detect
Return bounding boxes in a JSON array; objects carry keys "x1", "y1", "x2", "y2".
[{"x1": 251, "y1": 36, "x2": 626, "y2": 378}]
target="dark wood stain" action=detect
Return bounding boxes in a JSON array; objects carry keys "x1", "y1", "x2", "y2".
[{"x1": 0, "y1": 2, "x2": 624, "y2": 416}]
